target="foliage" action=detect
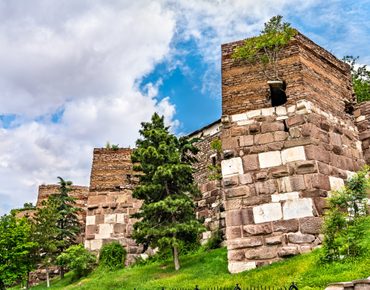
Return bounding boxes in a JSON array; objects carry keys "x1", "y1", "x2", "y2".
[
  {"x1": 320, "y1": 167, "x2": 370, "y2": 262},
  {"x1": 99, "y1": 241, "x2": 127, "y2": 269},
  {"x1": 55, "y1": 244, "x2": 96, "y2": 278},
  {"x1": 207, "y1": 139, "x2": 222, "y2": 181},
  {"x1": 0, "y1": 213, "x2": 38, "y2": 286},
  {"x1": 111, "y1": 144, "x2": 119, "y2": 151},
  {"x1": 105, "y1": 141, "x2": 111, "y2": 148},
  {"x1": 203, "y1": 230, "x2": 223, "y2": 251},
  {"x1": 23, "y1": 202, "x2": 34, "y2": 208},
  {"x1": 49, "y1": 177, "x2": 82, "y2": 278},
  {"x1": 130, "y1": 112, "x2": 206, "y2": 270},
  {"x1": 342, "y1": 56, "x2": 370, "y2": 103},
  {"x1": 232, "y1": 15, "x2": 297, "y2": 81}
]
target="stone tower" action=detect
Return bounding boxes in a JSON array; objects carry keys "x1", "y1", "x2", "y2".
[{"x1": 220, "y1": 32, "x2": 365, "y2": 273}]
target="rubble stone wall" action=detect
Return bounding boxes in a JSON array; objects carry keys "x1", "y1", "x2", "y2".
[
  {"x1": 354, "y1": 101, "x2": 370, "y2": 164},
  {"x1": 221, "y1": 99, "x2": 365, "y2": 274}
]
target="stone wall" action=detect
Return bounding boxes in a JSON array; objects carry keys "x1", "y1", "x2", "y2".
[
  {"x1": 84, "y1": 148, "x2": 152, "y2": 266},
  {"x1": 220, "y1": 100, "x2": 365, "y2": 274},
  {"x1": 354, "y1": 101, "x2": 370, "y2": 164},
  {"x1": 221, "y1": 32, "x2": 355, "y2": 118}
]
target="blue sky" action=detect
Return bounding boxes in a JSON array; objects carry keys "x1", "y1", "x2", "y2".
[{"x1": 0, "y1": 0, "x2": 369, "y2": 215}]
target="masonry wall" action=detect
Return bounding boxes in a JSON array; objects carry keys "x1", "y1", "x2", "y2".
[
  {"x1": 354, "y1": 101, "x2": 370, "y2": 163},
  {"x1": 221, "y1": 100, "x2": 365, "y2": 274}
]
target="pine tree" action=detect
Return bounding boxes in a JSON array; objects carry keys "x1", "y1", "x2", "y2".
[
  {"x1": 130, "y1": 113, "x2": 205, "y2": 270},
  {"x1": 49, "y1": 177, "x2": 82, "y2": 279}
]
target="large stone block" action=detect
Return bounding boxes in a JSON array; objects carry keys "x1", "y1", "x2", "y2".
[
  {"x1": 278, "y1": 176, "x2": 305, "y2": 192},
  {"x1": 99, "y1": 223, "x2": 114, "y2": 234},
  {"x1": 242, "y1": 155, "x2": 260, "y2": 172},
  {"x1": 243, "y1": 195, "x2": 271, "y2": 206},
  {"x1": 228, "y1": 250, "x2": 245, "y2": 261},
  {"x1": 311, "y1": 174, "x2": 331, "y2": 190},
  {"x1": 239, "y1": 173, "x2": 253, "y2": 184},
  {"x1": 258, "y1": 151, "x2": 282, "y2": 168},
  {"x1": 86, "y1": 225, "x2": 97, "y2": 235},
  {"x1": 227, "y1": 237, "x2": 263, "y2": 250},
  {"x1": 86, "y1": 216, "x2": 96, "y2": 225},
  {"x1": 104, "y1": 214, "x2": 116, "y2": 224},
  {"x1": 240, "y1": 135, "x2": 254, "y2": 147},
  {"x1": 226, "y1": 186, "x2": 250, "y2": 198},
  {"x1": 273, "y1": 219, "x2": 299, "y2": 233},
  {"x1": 286, "y1": 115, "x2": 305, "y2": 128},
  {"x1": 95, "y1": 233, "x2": 110, "y2": 239},
  {"x1": 278, "y1": 246, "x2": 299, "y2": 256},
  {"x1": 255, "y1": 133, "x2": 274, "y2": 145},
  {"x1": 232, "y1": 113, "x2": 248, "y2": 122},
  {"x1": 296, "y1": 160, "x2": 317, "y2": 174},
  {"x1": 283, "y1": 198, "x2": 314, "y2": 220},
  {"x1": 255, "y1": 180, "x2": 277, "y2": 195},
  {"x1": 329, "y1": 176, "x2": 345, "y2": 191},
  {"x1": 265, "y1": 235, "x2": 283, "y2": 245},
  {"x1": 91, "y1": 239, "x2": 103, "y2": 251},
  {"x1": 243, "y1": 223, "x2": 273, "y2": 235},
  {"x1": 281, "y1": 146, "x2": 306, "y2": 164},
  {"x1": 245, "y1": 246, "x2": 277, "y2": 260},
  {"x1": 261, "y1": 122, "x2": 285, "y2": 133},
  {"x1": 221, "y1": 157, "x2": 244, "y2": 178},
  {"x1": 226, "y1": 210, "x2": 243, "y2": 227},
  {"x1": 288, "y1": 233, "x2": 315, "y2": 244},
  {"x1": 226, "y1": 227, "x2": 242, "y2": 239},
  {"x1": 253, "y1": 203, "x2": 282, "y2": 223},
  {"x1": 228, "y1": 262, "x2": 256, "y2": 274},
  {"x1": 300, "y1": 217, "x2": 323, "y2": 234},
  {"x1": 114, "y1": 223, "x2": 126, "y2": 234},
  {"x1": 271, "y1": 192, "x2": 299, "y2": 202},
  {"x1": 275, "y1": 131, "x2": 289, "y2": 141}
]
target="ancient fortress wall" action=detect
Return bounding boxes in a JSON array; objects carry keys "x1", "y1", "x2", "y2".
[{"x1": 220, "y1": 32, "x2": 366, "y2": 274}]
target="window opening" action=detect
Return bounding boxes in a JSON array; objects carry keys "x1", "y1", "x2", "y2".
[{"x1": 268, "y1": 80, "x2": 287, "y2": 107}]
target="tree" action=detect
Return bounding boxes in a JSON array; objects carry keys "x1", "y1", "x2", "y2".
[
  {"x1": 342, "y1": 56, "x2": 370, "y2": 103},
  {"x1": 130, "y1": 113, "x2": 206, "y2": 270},
  {"x1": 49, "y1": 177, "x2": 82, "y2": 279},
  {"x1": 0, "y1": 213, "x2": 38, "y2": 287},
  {"x1": 55, "y1": 244, "x2": 96, "y2": 279},
  {"x1": 232, "y1": 15, "x2": 297, "y2": 81},
  {"x1": 32, "y1": 199, "x2": 63, "y2": 288}
]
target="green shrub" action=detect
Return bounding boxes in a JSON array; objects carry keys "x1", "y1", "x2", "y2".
[
  {"x1": 99, "y1": 241, "x2": 127, "y2": 269},
  {"x1": 203, "y1": 230, "x2": 223, "y2": 251}
]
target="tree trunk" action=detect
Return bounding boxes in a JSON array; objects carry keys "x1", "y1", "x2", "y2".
[
  {"x1": 173, "y1": 246, "x2": 180, "y2": 271},
  {"x1": 46, "y1": 265, "x2": 50, "y2": 288},
  {"x1": 60, "y1": 266, "x2": 64, "y2": 279},
  {"x1": 25, "y1": 272, "x2": 29, "y2": 289}
]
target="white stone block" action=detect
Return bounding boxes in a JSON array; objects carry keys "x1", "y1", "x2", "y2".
[
  {"x1": 297, "y1": 100, "x2": 310, "y2": 111},
  {"x1": 117, "y1": 214, "x2": 125, "y2": 223},
  {"x1": 232, "y1": 113, "x2": 248, "y2": 122},
  {"x1": 246, "y1": 109, "x2": 261, "y2": 119},
  {"x1": 99, "y1": 223, "x2": 113, "y2": 234},
  {"x1": 276, "y1": 116, "x2": 288, "y2": 120},
  {"x1": 271, "y1": 192, "x2": 299, "y2": 202},
  {"x1": 104, "y1": 214, "x2": 116, "y2": 224},
  {"x1": 349, "y1": 126, "x2": 355, "y2": 131},
  {"x1": 221, "y1": 157, "x2": 244, "y2": 178},
  {"x1": 329, "y1": 176, "x2": 344, "y2": 191},
  {"x1": 228, "y1": 262, "x2": 256, "y2": 274},
  {"x1": 321, "y1": 111, "x2": 329, "y2": 118},
  {"x1": 237, "y1": 120, "x2": 254, "y2": 126},
  {"x1": 84, "y1": 240, "x2": 91, "y2": 249},
  {"x1": 279, "y1": 177, "x2": 292, "y2": 192},
  {"x1": 86, "y1": 216, "x2": 95, "y2": 225},
  {"x1": 262, "y1": 107, "x2": 275, "y2": 116},
  {"x1": 283, "y1": 198, "x2": 314, "y2": 220},
  {"x1": 141, "y1": 254, "x2": 149, "y2": 260},
  {"x1": 253, "y1": 203, "x2": 283, "y2": 224},
  {"x1": 281, "y1": 146, "x2": 306, "y2": 164},
  {"x1": 357, "y1": 116, "x2": 365, "y2": 122},
  {"x1": 346, "y1": 171, "x2": 356, "y2": 179},
  {"x1": 203, "y1": 231, "x2": 212, "y2": 240},
  {"x1": 95, "y1": 233, "x2": 111, "y2": 239},
  {"x1": 276, "y1": 106, "x2": 287, "y2": 116},
  {"x1": 91, "y1": 239, "x2": 103, "y2": 251},
  {"x1": 356, "y1": 141, "x2": 363, "y2": 152},
  {"x1": 258, "y1": 151, "x2": 282, "y2": 168},
  {"x1": 288, "y1": 105, "x2": 296, "y2": 113}
]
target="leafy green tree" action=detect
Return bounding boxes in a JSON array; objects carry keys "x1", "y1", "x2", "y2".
[
  {"x1": 0, "y1": 213, "x2": 38, "y2": 287},
  {"x1": 130, "y1": 113, "x2": 206, "y2": 270},
  {"x1": 32, "y1": 199, "x2": 63, "y2": 288},
  {"x1": 49, "y1": 177, "x2": 82, "y2": 279},
  {"x1": 232, "y1": 15, "x2": 297, "y2": 81},
  {"x1": 342, "y1": 56, "x2": 370, "y2": 103},
  {"x1": 207, "y1": 139, "x2": 222, "y2": 181},
  {"x1": 55, "y1": 244, "x2": 96, "y2": 279},
  {"x1": 321, "y1": 167, "x2": 370, "y2": 262}
]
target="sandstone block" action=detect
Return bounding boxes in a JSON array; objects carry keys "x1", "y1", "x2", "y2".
[
  {"x1": 243, "y1": 223, "x2": 273, "y2": 235},
  {"x1": 95, "y1": 214, "x2": 104, "y2": 224},
  {"x1": 243, "y1": 195, "x2": 271, "y2": 206},
  {"x1": 245, "y1": 246, "x2": 277, "y2": 260},
  {"x1": 231, "y1": 126, "x2": 247, "y2": 137},
  {"x1": 86, "y1": 216, "x2": 96, "y2": 225},
  {"x1": 278, "y1": 175, "x2": 305, "y2": 192},
  {"x1": 114, "y1": 223, "x2": 126, "y2": 234},
  {"x1": 283, "y1": 198, "x2": 313, "y2": 220},
  {"x1": 288, "y1": 233, "x2": 315, "y2": 244},
  {"x1": 226, "y1": 210, "x2": 242, "y2": 227},
  {"x1": 84, "y1": 240, "x2": 91, "y2": 249},
  {"x1": 240, "y1": 135, "x2": 254, "y2": 147},
  {"x1": 253, "y1": 203, "x2": 282, "y2": 223},
  {"x1": 228, "y1": 250, "x2": 245, "y2": 261},
  {"x1": 273, "y1": 219, "x2": 299, "y2": 233},
  {"x1": 267, "y1": 142, "x2": 284, "y2": 151},
  {"x1": 255, "y1": 180, "x2": 276, "y2": 195},
  {"x1": 300, "y1": 217, "x2": 323, "y2": 234},
  {"x1": 305, "y1": 145, "x2": 330, "y2": 164},
  {"x1": 259, "y1": 151, "x2": 282, "y2": 168},
  {"x1": 278, "y1": 246, "x2": 299, "y2": 256},
  {"x1": 222, "y1": 137, "x2": 238, "y2": 150},
  {"x1": 226, "y1": 186, "x2": 250, "y2": 198},
  {"x1": 99, "y1": 223, "x2": 114, "y2": 234},
  {"x1": 311, "y1": 174, "x2": 331, "y2": 190},
  {"x1": 117, "y1": 214, "x2": 125, "y2": 223},
  {"x1": 95, "y1": 233, "x2": 110, "y2": 239},
  {"x1": 256, "y1": 261, "x2": 271, "y2": 268},
  {"x1": 281, "y1": 146, "x2": 306, "y2": 164},
  {"x1": 248, "y1": 124, "x2": 260, "y2": 134},
  {"x1": 261, "y1": 122, "x2": 285, "y2": 133},
  {"x1": 286, "y1": 115, "x2": 305, "y2": 128},
  {"x1": 91, "y1": 239, "x2": 103, "y2": 251},
  {"x1": 226, "y1": 227, "x2": 242, "y2": 239},
  {"x1": 265, "y1": 235, "x2": 283, "y2": 245},
  {"x1": 270, "y1": 165, "x2": 290, "y2": 178},
  {"x1": 225, "y1": 199, "x2": 242, "y2": 211},
  {"x1": 242, "y1": 155, "x2": 260, "y2": 172},
  {"x1": 296, "y1": 160, "x2": 317, "y2": 174},
  {"x1": 300, "y1": 246, "x2": 312, "y2": 254},
  {"x1": 86, "y1": 225, "x2": 97, "y2": 235},
  {"x1": 262, "y1": 108, "x2": 275, "y2": 116},
  {"x1": 330, "y1": 132, "x2": 342, "y2": 147},
  {"x1": 239, "y1": 173, "x2": 253, "y2": 184},
  {"x1": 228, "y1": 262, "x2": 256, "y2": 274},
  {"x1": 271, "y1": 192, "x2": 299, "y2": 202},
  {"x1": 221, "y1": 157, "x2": 244, "y2": 178},
  {"x1": 241, "y1": 208, "x2": 254, "y2": 225},
  {"x1": 317, "y1": 162, "x2": 330, "y2": 175},
  {"x1": 275, "y1": 131, "x2": 289, "y2": 141},
  {"x1": 314, "y1": 197, "x2": 328, "y2": 215},
  {"x1": 228, "y1": 237, "x2": 263, "y2": 250},
  {"x1": 255, "y1": 133, "x2": 274, "y2": 145},
  {"x1": 104, "y1": 214, "x2": 116, "y2": 224}
]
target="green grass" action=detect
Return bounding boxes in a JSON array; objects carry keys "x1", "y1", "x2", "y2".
[{"x1": 9, "y1": 248, "x2": 370, "y2": 290}]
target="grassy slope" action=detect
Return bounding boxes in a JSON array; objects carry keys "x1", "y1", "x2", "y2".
[{"x1": 10, "y1": 248, "x2": 370, "y2": 290}]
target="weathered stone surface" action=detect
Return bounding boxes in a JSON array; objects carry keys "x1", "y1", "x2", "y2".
[
  {"x1": 273, "y1": 219, "x2": 299, "y2": 233},
  {"x1": 265, "y1": 235, "x2": 283, "y2": 245},
  {"x1": 261, "y1": 122, "x2": 285, "y2": 133},
  {"x1": 281, "y1": 146, "x2": 306, "y2": 164},
  {"x1": 278, "y1": 175, "x2": 306, "y2": 192},
  {"x1": 270, "y1": 165, "x2": 290, "y2": 178},
  {"x1": 228, "y1": 250, "x2": 245, "y2": 261},
  {"x1": 104, "y1": 214, "x2": 116, "y2": 224},
  {"x1": 300, "y1": 246, "x2": 312, "y2": 254},
  {"x1": 226, "y1": 186, "x2": 251, "y2": 198},
  {"x1": 286, "y1": 115, "x2": 305, "y2": 128},
  {"x1": 99, "y1": 223, "x2": 114, "y2": 234},
  {"x1": 278, "y1": 246, "x2": 299, "y2": 257},
  {"x1": 253, "y1": 203, "x2": 282, "y2": 223},
  {"x1": 300, "y1": 217, "x2": 323, "y2": 234},
  {"x1": 329, "y1": 176, "x2": 345, "y2": 191},
  {"x1": 228, "y1": 237, "x2": 263, "y2": 250},
  {"x1": 114, "y1": 223, "x2": 126, "y2": 234},
  {"x1": 311, "y1": 174, "x2": 331, "y2": 190},
  {"x1": 271, "y1": 192, "x2": 299, "y2": 202},
  {"x1": 226, "y1": 227, "x2": 242, "y2": 239},
  {"x1": 301, "y1": 189, "x2": 327, "y2": 198},
  {"x1": 283, "y1": 198, "x2": 314, "y2": 220},
  {"x1": 255, "y1": 171, "x2": 268, "y2": 180},
  {"x1": 226, "y1": 208, "x2": 254, "y2": 226},
  {"x1": 242, "y1": 155, "x2": 260, "y2": 172},
  {"x1": 231, "y1": 126, "x2": 247, "y2": 137},
  {"x1": 255, "y1": 133, "x2": 274, "y2": 145},
  {"x1": 259, "y1": 151, "x2": 282, "y2": 168},
  {"x1": 275, "y1": 131, "x2": 289, "y2": 141},
  {"x1": 90, "y1": 239, "x2": 103, "y2": 251},
  {"x1": 239, "y1": 173, "x2": 253, "y2": 184},
  {"x1": 86, "y1": 216, "x2": 96, "y2": 225},
  {"x1": 221, "y1": 157, "x2": 244, "y2": 178},
  {"x1": 243, "y1": 223, "x2": 273, "y2": 235},
  {"x1": 289, "y1": 127, "x2": 301, "y2": 138},
  {"x1": 243, "y1": 195, "x2": 271, "y2": 206},
  {"x1": 228, "y1": 262, "x2": 256, "y2": 274},
  {"x1": 240, "y1": 135, "x2": 254, "y2": 147},
  {"x1": 288, "y1": 233, "x2": 315, "y2": 244},
  {"x1": 86, "y1": 225, "x2": 97, "y2": 235},
  {"x1": 245, "y1": 246, "x2": 277, "y2": 260},
  {"x1": 305, "y1": 145, "x2": 330, "y2": 164},
  {"x1": 267, "y1": 142, "x2": 284, "y2": 151},
  {"x1": 255, "y1": 180, "x2": 276, "y2": 195},
  {"x1": 296, "y1": 160, "x2": 317, "y2": 174},
  {"x1": 317, "y1": 162, "x2": 330, "y2": 175},
  {"x1": 224, "y1": 176, "x2": 239, "y2": 187}
]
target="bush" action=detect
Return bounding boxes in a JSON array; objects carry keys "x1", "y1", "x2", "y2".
[
  {"x1": 55, "y1": 244, "x2": 97, "y2": 278},
  {"x1": 203, "y1": 230, "x2": 223, "y2": 251},
  {"x1": 99, "y1": 241, "x2": 127, "y2": 269}
]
